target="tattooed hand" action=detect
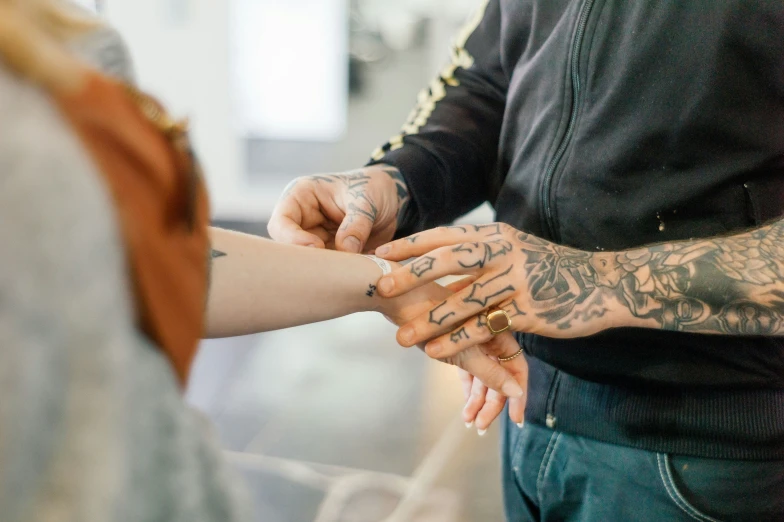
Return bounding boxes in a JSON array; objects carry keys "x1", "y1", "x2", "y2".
[
  {"x1": 376, "y1": 219, "x2": 784, "y2": 359},
  {"x1": 268, "y1": 165, "x2": 409, "y2": 254},
  {"x1": 373, "y1": 223, "x2": 618, "y2": 359}
]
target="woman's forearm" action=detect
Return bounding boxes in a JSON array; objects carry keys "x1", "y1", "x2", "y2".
[{"x1": 205, "y1": 227, "x2": 388, "y2": 338}]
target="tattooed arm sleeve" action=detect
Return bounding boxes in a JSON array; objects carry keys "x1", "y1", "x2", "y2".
[{"x1": 531, "y1": 219, "x2": 784, "y2": 335}]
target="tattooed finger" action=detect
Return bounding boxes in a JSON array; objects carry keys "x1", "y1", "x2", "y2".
[
  {"x1": 396, "y1": 270, "x2": 517, "y2": 347},
  {"x1": 376, "y1": 223, "x2": 511, "y2": 262},
  {"x1": 380, "y1": 244, "x2": 507, "y2": 298},
  {"x1": 424, "y1": 316, "x2": 495, "y2": 360}
]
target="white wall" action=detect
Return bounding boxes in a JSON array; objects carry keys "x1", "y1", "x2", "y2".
[
  {"x1": 104, "y1": 0, "x2": 247, "y2": 219},
  {"x1": 103, "y1": 0, "x2": 349, "y2": 220},
  {"x1": 234, "y1": 0, "x2": 348, "y2": 141}
]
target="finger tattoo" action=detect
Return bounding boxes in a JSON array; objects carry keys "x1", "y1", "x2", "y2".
[
  {"x1": 430, "y1": 301, "x2": 457, "y2": 326},
  {"x1": 450, "y1": 327, "x2": 470, "y2": 344},
  {"x1": 463, "y1": 265, "x2": 517, "y2": 307},
  {"x1": 410, "y1": 256, "x2": 437, "y2": 277}
]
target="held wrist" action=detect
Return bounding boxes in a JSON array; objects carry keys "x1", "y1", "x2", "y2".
[{"x1": 359, "y1": 255, "x2": 400, "y2": 315}]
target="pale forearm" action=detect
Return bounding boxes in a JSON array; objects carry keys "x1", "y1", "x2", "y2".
[{"x1": 205, "y1": 227, "x2": 388, "y2": 338}]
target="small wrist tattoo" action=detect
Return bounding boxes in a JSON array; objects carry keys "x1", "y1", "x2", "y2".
[
  {"x1": 366, "y1": 284, "x2": 378, "y2": 298},
  {"x1": 211, "y1": 249, "x2": 227, "y2": 259}
]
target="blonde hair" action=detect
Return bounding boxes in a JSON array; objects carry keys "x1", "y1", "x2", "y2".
[{"x1": 0, "y1": 0, "x2": 100, "y2": 91}]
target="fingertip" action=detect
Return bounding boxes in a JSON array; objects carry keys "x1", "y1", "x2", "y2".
[
  {"x1": 377, "y1": 276, "x2": 396, "y2": 297},
  {"x1": 424, "y1": 341, "x2": 442, "y2": 359},
  {"x1": 339, "y1": 235, "x2": 362, "y2": 253},
  {"x1": 397, "y1": 326, "x2": 415, "y2": 347}
]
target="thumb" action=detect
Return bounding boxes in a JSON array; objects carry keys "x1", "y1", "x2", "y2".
[{"x1": 335, "y1": 200, "x2": 376, "y2": 253}]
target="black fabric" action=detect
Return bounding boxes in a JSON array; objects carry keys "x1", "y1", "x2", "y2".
[{"x1": 370, "y1": 0, "x2": 784, "y2": 459}]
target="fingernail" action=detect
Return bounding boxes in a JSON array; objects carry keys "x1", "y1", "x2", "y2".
[
  {"x1": 517, "y1": 422, "x2": 525, "y2": 429},
  {"x1": 465, "y1": 421, "x2": 474, "y2": 429},
  {"x1": 426, "y1": 341, "x2": 442, "y2": 357},
  {"x1": 502, "y1": 381, "x2": 525, "y2": 398},
  {"x1": 306, "y1": 244, "x2": 318, "y2": 248},
  {"x1": 343, "y1": 236, "x2": 361, "y2": 253},
  {"x1": 477, "y1": 429, "x2": 487, "y2": 437},
  {"x1": 399, "y1": 327, "x2": 414, "y2": 345},
  {"x1": 379, "y1": 277, "x2": 395, "y2": 294},
  {"x1": 376, "y1": 245, "x2": 391, "y2": 256}
]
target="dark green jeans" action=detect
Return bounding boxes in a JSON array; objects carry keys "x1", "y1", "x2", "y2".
[{"x1": 501, "y1": 418, "x2": 784, "y2": 521}]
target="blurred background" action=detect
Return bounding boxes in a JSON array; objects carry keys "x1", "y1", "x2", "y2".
[{"x1": 87, "y1": 0, "x2": 500, "y2": 520}]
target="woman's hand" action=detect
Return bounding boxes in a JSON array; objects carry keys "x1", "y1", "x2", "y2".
[
  {"x1": 378, "y1": 274, "x2": 527, "y2": 431},
  {"x1": 459, "y1": 365, "x2": 526, "y2": 434},
  {"x1": 374, "y1": 223, "x2": 617, "y2": 360}
]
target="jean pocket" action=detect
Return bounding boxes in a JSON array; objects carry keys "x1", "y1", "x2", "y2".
[{"x1": 656, "y1": 453, "x2": 725, "y2": 522}]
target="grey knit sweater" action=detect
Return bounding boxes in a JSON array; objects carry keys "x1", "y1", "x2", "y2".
[{"x1": 0, "y1": 27, "x2": 248, "y2": 522}]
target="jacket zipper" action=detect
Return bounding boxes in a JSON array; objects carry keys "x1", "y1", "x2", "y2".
[{"x1": 541, "y1": 0, "x2": 597, "y2": 240}]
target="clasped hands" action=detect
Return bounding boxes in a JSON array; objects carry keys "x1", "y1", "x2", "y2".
[
  {"x1": 268, "y1": 167, "x2": 614, "y2": 433},
  {"x1": 373, "y1": 222, "x2": 617, "y2": 432}
]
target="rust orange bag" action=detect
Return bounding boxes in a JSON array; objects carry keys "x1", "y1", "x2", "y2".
[{"x1": 54, "y1": 71, "x2": 210, "y2": 387}]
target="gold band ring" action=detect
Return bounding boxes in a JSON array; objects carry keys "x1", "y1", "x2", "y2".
[
  {"x1": 498, "y1": 348, "x2": 524, "y2": 363},
  {"x1": 486, "y1": 309, "x2": 512, "y2": 335}
]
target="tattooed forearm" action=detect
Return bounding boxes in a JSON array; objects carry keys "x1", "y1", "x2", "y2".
[{"x1": 519, "y1": 219, "x2": 784, "y2": 335}]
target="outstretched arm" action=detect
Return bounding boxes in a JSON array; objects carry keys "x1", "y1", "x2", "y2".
[
  {"x1": 205, "y1": 227, "x2": 526, "y2": 405},
  {"x1": 205, "y1": 227, "x2": 394, "y2": 338},
  {"x1": 373, "y1": 219, "x2": 784, "y2": 359}
]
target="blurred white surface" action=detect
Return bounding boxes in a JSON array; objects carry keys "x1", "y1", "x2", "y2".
[{"x1": 234, "y1": 0, "x2": 349, "y2": 141}]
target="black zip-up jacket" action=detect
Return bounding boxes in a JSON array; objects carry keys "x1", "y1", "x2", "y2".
[{"x1": 370, "y1": 0, "x2": 784, "y2": 459}]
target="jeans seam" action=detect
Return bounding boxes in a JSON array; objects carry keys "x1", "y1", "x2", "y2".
[
  {"x1": 510, "y1": 421, "x2": 527, "y2": 476},
  {"x1": 656, "y1": 453, "x2": 723, "y2": 522},
  {"x1": 536, "y1": 431, "x2": 561, "y2": 505}
]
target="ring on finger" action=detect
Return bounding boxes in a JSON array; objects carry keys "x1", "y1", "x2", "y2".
[
  {"x1": 498, "y1": 348, "x2": 524, "y2": 363},
  {"x1": 486, "y1": 309, "x2": 512, "y2": 335}
]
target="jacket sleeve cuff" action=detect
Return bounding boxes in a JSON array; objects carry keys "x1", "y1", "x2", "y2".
[{"x1": 367, "y1": 144, "x2": 446, "y2": 239}]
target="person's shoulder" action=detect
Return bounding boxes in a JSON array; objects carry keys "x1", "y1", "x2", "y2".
[{"x1": 0, "y1": 65, "x2": 115, "y2": 231}]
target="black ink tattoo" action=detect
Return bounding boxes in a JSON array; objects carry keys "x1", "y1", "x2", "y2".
[
  {"x1": 381, "y1": 166, "x2": 410, "y2": 205},
  {"x1": 445, "y1": 223, "x2": 505, "y2": 236},
  {"x1": 450, "y1": 327, "x2": 470, "y2": 344},
  {"x1": 452, "y1": 240, "x2": 514, "y2": 269},
  {"x1": 476, "y1": 313, "x2": 488, "y2": 328},
  {"x1": 410, "y1": 256, "x2": 437, "y2": 278},
  {"x1": 430, "y1": 301, "x2": 457, "y2": 326},
  {"x1": 407, "y1": 235, "x2": 419, "y2": 244},
  {"x1": 211, "y1": 249, "x2": 227, "y2": 259},
  {"x1": 516, "y1": 219, "x2": 784, "y2": 335},
  {"x1": 311, "y1": 175, "x2": 336, "y2": 183},
  {"x1": 366, "y1": 284, "x2": 378, "y2": 298},
  {"x1": 463, "y1": 266, "x2": 516, "y2": 307},
  {"x1": 502, "y1": 300, "x2": 526, "y2": 318}
]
